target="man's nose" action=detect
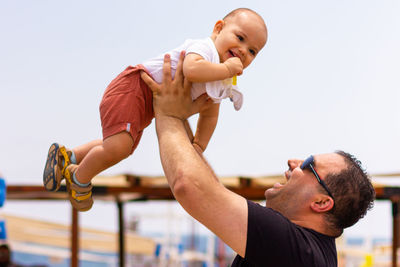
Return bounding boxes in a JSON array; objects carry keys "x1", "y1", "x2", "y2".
[{"x1": 287, "y1": 159, "x2": 303, "y2": 170}]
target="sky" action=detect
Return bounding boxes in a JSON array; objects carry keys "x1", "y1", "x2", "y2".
[{"x1": 0, "y1": 0, "x2": 399, "y2": 244}]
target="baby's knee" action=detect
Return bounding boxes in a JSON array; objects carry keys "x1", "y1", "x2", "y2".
[
  {"x1": 105, "y1": 144, "x2": 131, "y2": 162},
  {"x1": 117, "y1": 145, "x2": 132, "y2": 160},
  {"x1": 102, "y1": 135, "x2": 133, "y2": 163}
]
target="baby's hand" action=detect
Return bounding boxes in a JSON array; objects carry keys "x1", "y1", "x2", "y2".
[{"x1": 223, "y1": 57, "x2": 243, "y2": 77}]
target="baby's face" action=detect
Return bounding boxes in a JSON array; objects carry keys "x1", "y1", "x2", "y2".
[{"x1": 213, "y1": 11, "x2": 267, "y2": 69}]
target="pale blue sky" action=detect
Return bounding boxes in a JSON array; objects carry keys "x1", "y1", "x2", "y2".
[{"x1": 0, "y1": 0, "x2": 398, "y2": 240}]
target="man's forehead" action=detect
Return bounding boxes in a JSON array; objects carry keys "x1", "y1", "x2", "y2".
[{"x1": 314, "y1": 153, "x2": 347, "y2": 173}]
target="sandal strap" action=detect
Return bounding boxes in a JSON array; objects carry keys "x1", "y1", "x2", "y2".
[
  {"x1": 72, "y1": 190, "x2": 92, "y2": 201},
  {"x1": 65, "y1": 167, "x2": 92, "y2": 202},
  {"x1": 64, "y1": 165, "x2": 73, "y2": 184},
  {"x1": 59, "y1": 146, "x2": 70, "y2": 174}
]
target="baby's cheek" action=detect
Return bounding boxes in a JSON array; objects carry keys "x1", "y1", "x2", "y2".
[{"x1": 245, "y1": 58, "x2": 254, "y2": 68}]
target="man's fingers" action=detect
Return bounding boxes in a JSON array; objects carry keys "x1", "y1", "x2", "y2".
[
  {"x1": 162, "y1": 54, "x2": 172, "y2": 87},
  {"x1": 174, "y1": 51, "x2": 186, "y2": 87},
  {"x1": 183, "y1": 76, "x2": 192, "y2": 97},
  {"x1": 175, "y1": 51, "x2": 185, "y2": 78},
  {"x1": 175, "y1": 51, "x2": 192, "y2": 97},
  {"x1": 140, "y1": 71, "x2": 160, "y2": 94},
  {"x1": 190, "y1": 94, "x2": 213, "y2": 116}
]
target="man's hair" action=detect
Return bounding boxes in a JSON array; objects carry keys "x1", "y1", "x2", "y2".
[{"x1": 323, "y1": 151, "x2": 375, "y2": 235}]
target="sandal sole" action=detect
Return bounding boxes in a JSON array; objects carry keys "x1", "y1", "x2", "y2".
[{"x1": 43, "y1": 143, "x2": 62, "y2": 191}]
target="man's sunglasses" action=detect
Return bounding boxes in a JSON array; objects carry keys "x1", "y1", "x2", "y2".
[{"x1": 300, "y1": 155, "x2": 334, "y2": 200}]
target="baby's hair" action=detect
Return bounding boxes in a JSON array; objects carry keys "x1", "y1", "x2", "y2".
[
  {"x1": 223, "y1": 8, "x2": 262, "y2": 21},
  {"x1": 223, "y1": 8, "x2": 267, "y2": 33}
]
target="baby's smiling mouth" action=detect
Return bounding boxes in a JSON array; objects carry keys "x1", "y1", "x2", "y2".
[{"x1": 229, "y1": 50, "x2": 236, "y2": 57}]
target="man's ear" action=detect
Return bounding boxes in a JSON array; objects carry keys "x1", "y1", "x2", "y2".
[
  {"x1": 310, "y1": 194, "x2": 334, "y2": 213},
  {"x1": 212, "y1": 20, "x2": 225, "y2": 34}
]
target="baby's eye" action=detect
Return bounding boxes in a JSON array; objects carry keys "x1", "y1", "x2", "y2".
[
  {"x1": 237, "y1": 35, "x2": 244, "y2": 41},
  {"x1": 249, "y1": 49, "x2": 256, "y2": 56}
]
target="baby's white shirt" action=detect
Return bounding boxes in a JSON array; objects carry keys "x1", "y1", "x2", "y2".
[{"x1": 142, "y1": 37, "x2": 243, "y2": 111}]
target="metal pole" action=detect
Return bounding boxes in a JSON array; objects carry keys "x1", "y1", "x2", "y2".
[
  {"x1": 117, "y1": 200, "x2": 125, "y2": 267},
  {"x1": 71, "y1": 207, "x2": 79, "y2": 267}
]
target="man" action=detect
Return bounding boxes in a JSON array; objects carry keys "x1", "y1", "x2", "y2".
[{"x1": 140, "y1": 52, "x2": 375, "y2": 266}]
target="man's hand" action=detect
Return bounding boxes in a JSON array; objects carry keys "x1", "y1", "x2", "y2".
[
  {"x1": 141, "y1": 53, "x2": 247, "y2": 259},
  {"x1": 140, "y1": 51, "x2": 212, "y2": 120}
]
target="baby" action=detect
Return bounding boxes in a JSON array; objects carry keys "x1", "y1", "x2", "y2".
[{"x1": 43, "y1": 8, "x2": 268, "y2": 211}]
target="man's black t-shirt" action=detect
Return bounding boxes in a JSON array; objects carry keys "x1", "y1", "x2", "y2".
[{"x1": 231, "y1": 200, "x2": 337, "y2": 267}]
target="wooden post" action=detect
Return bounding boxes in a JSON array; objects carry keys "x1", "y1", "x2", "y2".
[
  {"x1": 117, "y1": 200, "x2": 125, "y2": 267},
  {"x1": 71, "y1": 207, "x2": 79, "y2": 267},
  {"x1": 392, "y1": 200, "x2": 400, "y2": 267}
]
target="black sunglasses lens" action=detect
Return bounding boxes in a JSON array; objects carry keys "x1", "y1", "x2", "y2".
[{"x1": 300, "y1": 156, "x2": 314, "y2": 170}]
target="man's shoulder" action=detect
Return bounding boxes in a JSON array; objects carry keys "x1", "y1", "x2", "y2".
[{"x1": 245, "y1": 200, "x2": 337, "y2": 266}]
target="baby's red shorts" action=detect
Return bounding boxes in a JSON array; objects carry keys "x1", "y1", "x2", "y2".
[{"x1": 99, "y1": 65, "x2": 154, "y2": 154}]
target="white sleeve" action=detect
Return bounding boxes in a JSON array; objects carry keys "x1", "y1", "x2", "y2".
[{"x1": 185, "y1": 39, "x2": 215, "y2": 62}]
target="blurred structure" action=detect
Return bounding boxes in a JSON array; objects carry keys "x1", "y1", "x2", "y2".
[{"x1": 3, "y1": 173, "x2": 400, "y2": 266}]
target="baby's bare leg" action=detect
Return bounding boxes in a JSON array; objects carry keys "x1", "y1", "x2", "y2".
[
  {"x1": 72, "y1": 140, "x2": 103, "y2": 164},
  {"x1": 74, "y1": 132, "x2": 134, "y2": 184}
]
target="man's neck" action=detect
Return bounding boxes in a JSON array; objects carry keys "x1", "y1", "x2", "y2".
[{"x1": 291, "y1": 215, "x2": 339, "y2": 237}]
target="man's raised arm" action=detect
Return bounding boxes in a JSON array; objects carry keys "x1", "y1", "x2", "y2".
[{"x1": 140, "y1": 52, "x2": 248, "y2": 257}]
